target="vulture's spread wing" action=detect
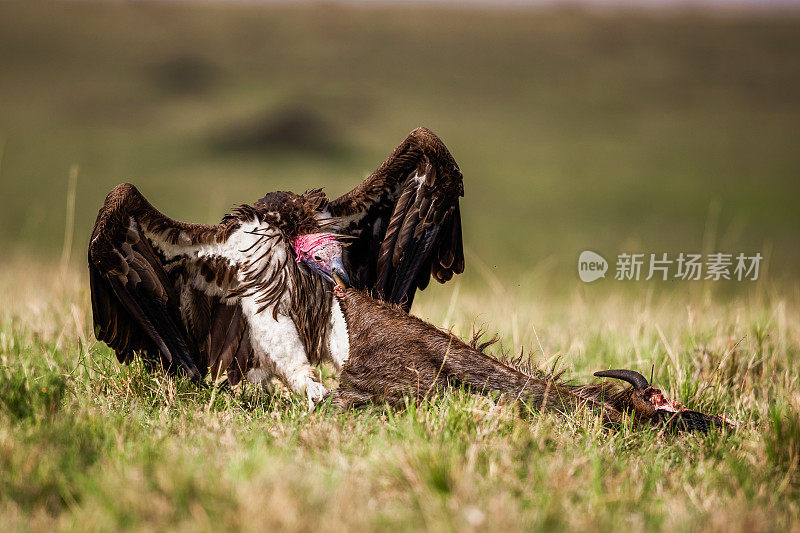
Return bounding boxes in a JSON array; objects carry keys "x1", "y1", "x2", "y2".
[
  {"x1": 327, "y1": 127, "x2": 465, "y2": 310},
  {"x1": 88, "y1": 183, "x2": 256, "y2": 384}
]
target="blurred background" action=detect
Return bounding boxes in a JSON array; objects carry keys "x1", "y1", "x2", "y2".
[{"x1": 1, "y1": 0, "x2": 798, "y2": 298}]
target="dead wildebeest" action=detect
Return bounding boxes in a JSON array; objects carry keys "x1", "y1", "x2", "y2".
[{"x1": 327, "y1": 285, "x2": 734, "y2": 433}]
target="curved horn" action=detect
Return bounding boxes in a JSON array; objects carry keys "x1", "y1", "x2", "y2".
[{"x1": 594, "y1": 369, "x2": 650, "y2": 391}]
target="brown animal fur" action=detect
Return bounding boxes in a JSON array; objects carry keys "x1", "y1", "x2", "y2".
[
  {"x1": 330, "y1": 288, "x2": 635, "y2": 425},
  {"x1": 330, "y1": 287, "x2": 734, "y2": 433}
]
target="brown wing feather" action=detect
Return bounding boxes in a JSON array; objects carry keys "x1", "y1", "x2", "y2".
[
  {"x1": 376, "y1": 184, "x2": 417, "y2": 276},
  {"x1": 226, "y1": 329, "x2": 254, "y2": 387},
  {"x1": 88, "y1": 183, "x2": 251, "y2": 382},
  {"x1": 90, "y1": 265, "x2": 138, "y2": 363},
  {"x1": 206, "y1": 302, "x2": 238, "y2": 380},
  {"x1": 210, "y1": 305, "x2": 246, "y2": 380},
  {"x1": 328, "y1": 127, "x2": 465, "y2": 310}
]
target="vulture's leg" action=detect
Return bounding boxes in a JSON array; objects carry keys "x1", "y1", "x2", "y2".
[
  {"x1": 241, "y1": 300, "x2": 326, "y2": 408},
  {"x1": 245, "y1": 367, "x2": 275, "y2": 396}
]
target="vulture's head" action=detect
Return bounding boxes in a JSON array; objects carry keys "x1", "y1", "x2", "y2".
[{"x1": 293, "y1": 233, "x2": 351, "y2": 286}]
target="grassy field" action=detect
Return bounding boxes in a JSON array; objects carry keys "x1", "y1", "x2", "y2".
[
  {"x1": 2, "y1": 260, "x2": 799, "y2": 531},
  {"x1": 2, "y1": 1, "x2": 800, "y2": 531}
]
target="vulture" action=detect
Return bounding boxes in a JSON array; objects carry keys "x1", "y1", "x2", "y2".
[{"x1": 88, "y1": 127, "x2": 465, "y2": 405}]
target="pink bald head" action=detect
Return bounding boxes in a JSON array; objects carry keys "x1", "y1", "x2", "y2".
[
  {"x1": 292, "y1": 233, "x2": 340, "y2": 263},
  {"x1": 292, "y1": 233, "x2": 350, "y2": 285}
]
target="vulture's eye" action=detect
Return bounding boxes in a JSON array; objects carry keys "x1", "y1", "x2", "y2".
[{"x1": 313, "y1": 254, "x2": 322, "y2": 262}]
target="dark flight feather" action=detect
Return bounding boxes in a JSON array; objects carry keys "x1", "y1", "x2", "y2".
[{"x1": 328, "y1": 127, "x2": 465, "y2": 311}]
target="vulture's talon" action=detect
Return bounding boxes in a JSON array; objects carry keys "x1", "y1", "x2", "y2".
[{"x1": 305, "y1": 378, "x2": 328, "y2": 410}]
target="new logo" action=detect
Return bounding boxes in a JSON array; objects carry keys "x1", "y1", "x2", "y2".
[{"x1": 578, "y1": 251, "x2": 608, "y2": 282}]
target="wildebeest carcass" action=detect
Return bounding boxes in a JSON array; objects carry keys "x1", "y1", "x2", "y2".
[{"x1": 328, "y1": 285, "x2": 734, "y2": 433}]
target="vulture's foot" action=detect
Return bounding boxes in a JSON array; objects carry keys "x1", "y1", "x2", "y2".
[{"x1": 305, "y1": 377, "x2": 328, "y2": 410}]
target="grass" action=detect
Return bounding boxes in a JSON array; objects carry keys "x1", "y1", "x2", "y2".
[{"x1": 1, "y1": 259, "x2": 799, "y2": 531}]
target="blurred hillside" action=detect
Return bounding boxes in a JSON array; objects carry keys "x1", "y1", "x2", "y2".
[{"x1": 0, "y1": 1, "x2": 798, "y2": 293}]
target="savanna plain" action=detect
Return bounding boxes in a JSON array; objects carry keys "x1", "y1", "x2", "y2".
[{"x1": 1, "y1": 2, "x2": 799, "y2": 531}]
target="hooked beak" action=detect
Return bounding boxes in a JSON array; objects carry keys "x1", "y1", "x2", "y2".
[
  {"x1": 329, "y1": 257, "x2": 351, "y2": 287},
  {"x1": 306, "y1": 255, "x2": 352, "y2": 287}
]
